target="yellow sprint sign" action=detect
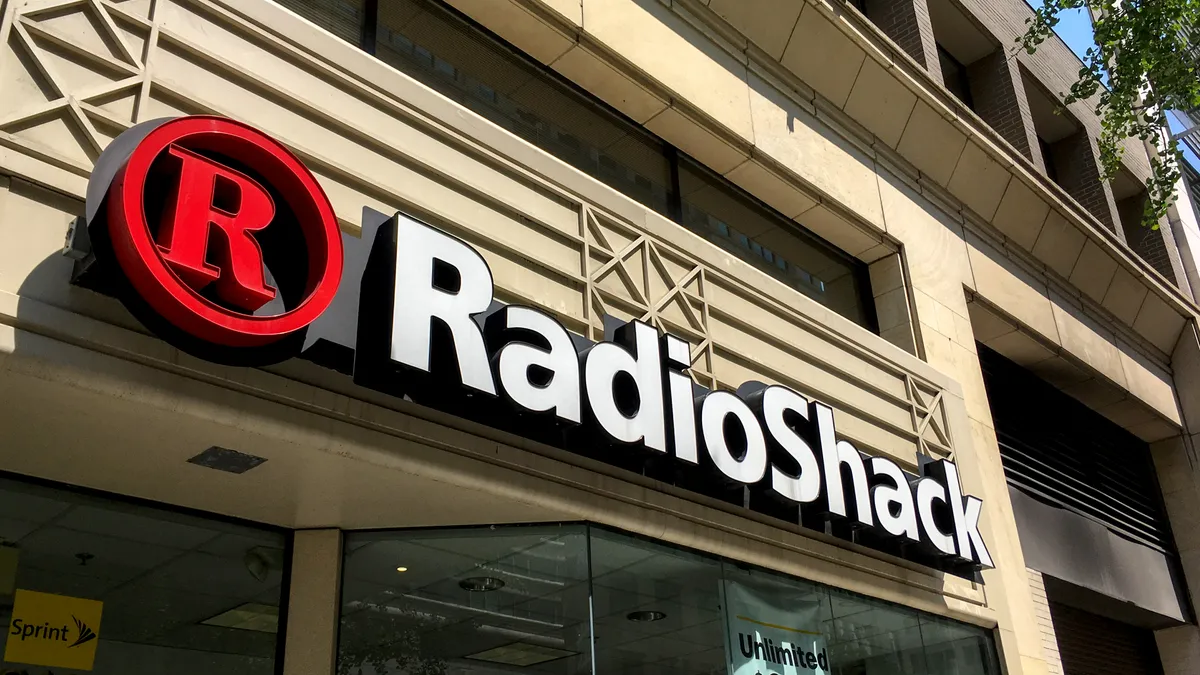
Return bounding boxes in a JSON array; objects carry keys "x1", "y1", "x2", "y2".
[{"x1": 4, "y1": 589, "x2": 104, "y2": 671}]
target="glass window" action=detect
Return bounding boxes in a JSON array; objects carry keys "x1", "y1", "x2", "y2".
[
  {"x1": 588, "y1": 529, "x2": 724, "y2": 675},
  {"x1": 276, "y1": 0, "x2": 366, "y2": 45},
  {"x1": 339, "y1": 525, "x2": 1002, "y2": 675},
  {"x1": 0, "y1": 477, "x2": 288, "y2": 675},
  {"x1": 338, "y1": 525, "x2": 592, "y2": 675},
  {"x1": 937, "y1": 45, "x2": 974, "y2": 110},
  {"x1": 373, "y1": 0, "x2": 675, "y2": 219},
  {"x1": 679, "y1": 159, "x2": 875, "y2": 329},
  {"x1": 919, "y1": 615, "x2": 1000, "y2": 675},
  {"x1": 827, "y1": 588, "x2": 928, "y2": 675}
]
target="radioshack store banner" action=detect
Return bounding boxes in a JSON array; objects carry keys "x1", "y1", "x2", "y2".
[{"x1": 725, "y1": 581, "x2": 829, "y2": 675}]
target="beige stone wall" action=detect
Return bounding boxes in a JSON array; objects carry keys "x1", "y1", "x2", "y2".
[
  {"x1": 0, "y1": 2, "x2": 1196, "y2": 675},
  {"x1": 1026, "y1": 568, "x2": 1065, "y2": 675},
  {"x1": 1151, "y1": 325, "x2": 1200, "y2": 675}
]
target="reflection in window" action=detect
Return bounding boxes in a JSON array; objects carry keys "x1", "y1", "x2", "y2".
[
  {"x1": 0, "y1": 477, "x2": 288, "y2": 675},
  {"x1": 276, "y1": 0, "x2": 366, "y2": 45},
  {"x1": 374, "y1": 0, "x2": 674, "y2": 219},
  {"x1": 678, "y1": 159, "x2": 874, "y2": 328},
  {"x1": 588, "y1": 529, "x2": 725, "y2": 675},
  {"x1": 828, "y1": 589, "x2": 929, "y2": 674},
  {"x1": 338, "y1": 525, "x2": 591, "y2": 675},
  {"x1": 338, "y1": 525, "x2": 1001, "y2": 675}
]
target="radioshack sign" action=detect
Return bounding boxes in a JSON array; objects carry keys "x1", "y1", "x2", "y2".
[{"x1": 84, "y1": 117, "x2": 992, "y2": 574}]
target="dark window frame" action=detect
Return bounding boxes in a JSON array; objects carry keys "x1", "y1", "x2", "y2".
[{"x1": 937, "y1": 44, "x2": 974, "y2": 110}]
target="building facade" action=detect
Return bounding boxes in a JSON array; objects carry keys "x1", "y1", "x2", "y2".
[{"x1": 0, "y1": 0, "x2": 1198, "y2": 674}]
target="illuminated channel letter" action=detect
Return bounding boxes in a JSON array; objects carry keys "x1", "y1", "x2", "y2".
[{"x1": 390, "y1": 215, "x2": 496, "y2": 395}]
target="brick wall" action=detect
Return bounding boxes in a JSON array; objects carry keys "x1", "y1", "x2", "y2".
[
  {"x1": 967, "y1": 51, "x2": 1044, "y2": 170},
  {"x1": 865, "y1": 0, "x2": 943, "y2": 86}
]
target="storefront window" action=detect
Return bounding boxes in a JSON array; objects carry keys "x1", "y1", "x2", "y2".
[
  {"x1": 587, "y1": 529, "x2": 724, "y2": 675},
  {"x1": 339, "y1": 525, "x2": 591, "y2": 675},
  {"x1": 338, "y1": 525, "x2": 1000, "y2": 675},
  {"x1": 0, "y1": 477, "x2": 289, "y2": 675}
]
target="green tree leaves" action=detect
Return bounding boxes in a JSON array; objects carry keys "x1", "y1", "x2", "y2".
[{"x1": 1021, "y1": 0, "x2": 1200, "y2": 229}]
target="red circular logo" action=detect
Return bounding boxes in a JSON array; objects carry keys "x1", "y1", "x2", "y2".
[{"x1": 106, "y1": 116, "x2": 342, "y2": 348}]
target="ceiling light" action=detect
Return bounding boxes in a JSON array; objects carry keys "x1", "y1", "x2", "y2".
[
  {"x1": 459, "y1": 576, "x2": 505, "y2": 592},
  {"x1": 626, "y1": 610, "x2": 666, "y2": 622},
  {"x1": 396, "y1": 566, "x2": 408, "y2": 573},
  {"x1": 187, "y1": 446, "x2": 267, "y2": 474},
  {"x1": 465, "y1": 642, "x2": 576, "y2": 666},
  {"x1": 201, "y1": 603, "x2": 279, "y2": 633}
]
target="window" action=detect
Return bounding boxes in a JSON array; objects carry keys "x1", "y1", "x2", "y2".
[
  {"x1": 338, "y1": 525, "x2": 1002, "y2": 675},
  {"x1": 678, "y1": 158, "x2": 875, "y2": 328},
  {"x1": 276, "y1": 0, "x2": 366, "y2": 45},
  {"x1": 0, "y1": 477, "x2": 289, "y2": 674},
  {"x1": 270, "y1": 0, "x2": 877, "y2": 331},
  {"x1": 1113, "y1": 169, "x2": 1177, "y2": 283},
  {"x1": 372, "y1": 0, "x2": 674, "y2": 219},
  {"x1": 1022, "y1": 72, "x2": 1122, "y2": 230},
  {"x1": 937, "y1": 45, "x2": 974, "y2": 109},
  {"x1": 1038, "y1": 138, "x2": 1059, "y2": 183}
]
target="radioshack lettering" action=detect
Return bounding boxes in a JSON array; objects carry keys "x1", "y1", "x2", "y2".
[
  {"x1": 3, "y1": 590, "x2": 103, "y2": 671},
  {"x1": 351, "y1": 213, "x2": 993, "y2": 571}
]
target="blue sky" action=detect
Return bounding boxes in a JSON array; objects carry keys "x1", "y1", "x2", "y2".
[{"x1": 1048, "y1": 6, "x2": 1098, "y2": 64}]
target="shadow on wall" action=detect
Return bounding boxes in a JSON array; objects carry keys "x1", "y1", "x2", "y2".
[{"x1": 7, "y1": 176, "x2": 145, "y2": 364}]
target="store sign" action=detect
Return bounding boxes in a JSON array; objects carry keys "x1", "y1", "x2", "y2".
[
  {"x1": 89, "y1": 115, "x2": 342, "y2": 363},
  {"x1": 84, "y1": 117, "x2": 992, "y2": 573},
  {"x1": 724, "y1": 581, "x2": 828, "y2": 675},
  {"x1": 4, "y1": 590, "x2": 104, "y2": 671}
]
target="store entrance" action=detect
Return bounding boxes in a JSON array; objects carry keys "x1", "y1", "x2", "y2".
[{"x1": 0, "y1": 476, "x2": 288, "y2": 675}]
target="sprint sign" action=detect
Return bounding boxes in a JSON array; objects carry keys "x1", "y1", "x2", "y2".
[{"x1": 4, "y1": 589, "x2": 103, "y2": 671}]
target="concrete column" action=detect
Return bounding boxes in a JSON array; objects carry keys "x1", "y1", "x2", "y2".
[
  {"x1": 868, "y1": 253, "x2": 920, "y2": 355},
  {"x1": 1165, "y1": 173, "x2": 1200, "y2": 300},
  {"x1": 283, "y1": 529, "x2": 344, "y2": 675},
  {"x1": 1157, "y1": 624, "x2": 1200, "y2": 675},
  {"x1": 1026, "y1": 569, "x2": 1066, "y2": 675},
  {"x1": 865, "y1": 0, "x2": 944, "y2": 86},
  {"x1": 1152, "y1": 323, "x2": 1200, "y2": 674},
  {"x1": 966, "y1": 50, "x2": 1045, "y2": 172}
]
